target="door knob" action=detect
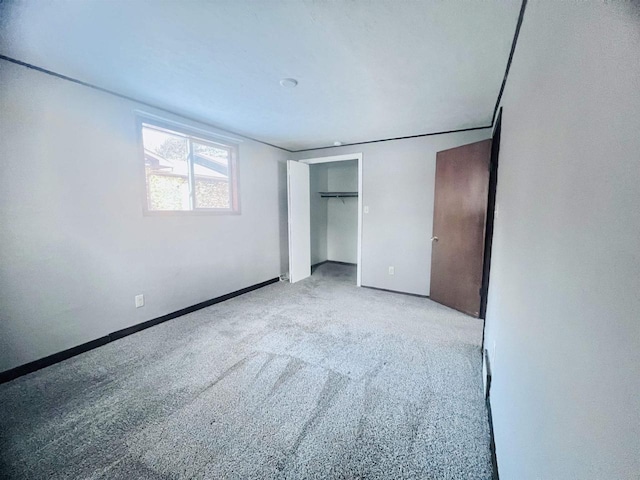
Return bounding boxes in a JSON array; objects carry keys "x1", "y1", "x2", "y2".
[{"x1": 431, "y1": 236, "x2": 439, "y2": 242}]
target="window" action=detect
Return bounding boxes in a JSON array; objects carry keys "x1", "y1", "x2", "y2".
[{"x1": 140, "y1": 119, "x2": 239, "y2": 213}]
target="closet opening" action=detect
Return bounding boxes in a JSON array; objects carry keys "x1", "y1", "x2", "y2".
[
  {"x1": 309, "y1": 159, "x2": 359, "y2": 285},
  {"x1": 287, "y1": 153, "x2": 363, "y2": 286}
]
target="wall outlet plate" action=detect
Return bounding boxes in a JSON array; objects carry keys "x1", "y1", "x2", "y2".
[
  {"x1": 135, "y1": 294, "x2": 144, "y2": 308},
  {"x1": 388, "y1": 266, "x2": 395, "y2": 275}
]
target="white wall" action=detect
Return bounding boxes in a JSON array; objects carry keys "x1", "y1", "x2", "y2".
[
  {"x1": 326, "y1": 161, "x2": 358, "y2": 264},
  {"x1": 295, "y1": 129, "x2": 491, "y2": 295},
  {"x1": 484, "y1": 1, "x2": 640, "y2": 478},
  {"x1": 309, "y1": 164, "x2": 328, "y2": 265},
  {"x1": 0, "y1": 59, "x2": 288, "y2": 373}
]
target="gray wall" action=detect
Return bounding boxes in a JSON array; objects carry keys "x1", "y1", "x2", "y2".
[
  {"x1": 484, "y1": 1, "x2": 640, "y2": 478},
  {"x1": 326, "y1": 161, "x2": 358, "y2": 264},
  {"x1": 309, "y1": 164, "x2": 328, "y2": 265},
  {"x1": 0, "y1": 59, "x2": 288, "y2": 372},
  {"x1": 295, "y1": 129, "x2": 491, "y2": 295}
]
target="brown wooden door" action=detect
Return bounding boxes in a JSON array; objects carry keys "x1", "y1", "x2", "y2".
[{"x1": 430, "y1": 139, "x2": 491, "y2": 317}]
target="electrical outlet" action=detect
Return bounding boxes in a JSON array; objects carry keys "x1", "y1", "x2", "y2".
[
  {"x1": 135, "y1": 294, "x2": 144, "y2": 308},
  {"x1": 364, "y1": 206, "x2": 369, "y2": 214},
  {"x1": 388, "y1": 266, "x2": 394, "y2": 275}
]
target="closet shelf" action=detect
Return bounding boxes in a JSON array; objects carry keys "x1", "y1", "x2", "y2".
[{"x1": 318, "y1": 191, "x2": 358, "y2": 198}]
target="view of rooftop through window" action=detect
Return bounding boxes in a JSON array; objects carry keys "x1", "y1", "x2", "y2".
[{"x1": 141, "y1": 122, "x2": 237, "y2": 212}]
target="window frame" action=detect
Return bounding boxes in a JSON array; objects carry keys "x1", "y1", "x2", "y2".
[{"x1": 136, "y1": 115, "x2": 240, "y2": 216}]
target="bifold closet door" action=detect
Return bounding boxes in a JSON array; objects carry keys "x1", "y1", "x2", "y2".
[{"x1": 287, "y1": 160, "x2": 311, "y2": 283}]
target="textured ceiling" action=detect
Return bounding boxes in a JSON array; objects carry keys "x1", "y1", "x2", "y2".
[{"x1": 0, "y1": 0, "x2": 521, "y2": 151}]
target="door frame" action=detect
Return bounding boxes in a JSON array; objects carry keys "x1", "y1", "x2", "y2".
[
  {"x1": 298, "y1": 153, "x2": 363, "y2": 287},
  {"x1": 480, "y1": 108, "x2": 502, "y2": 321}
]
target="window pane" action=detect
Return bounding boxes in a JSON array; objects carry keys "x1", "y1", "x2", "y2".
[
  {"x1": 142, "y1": 125, "x2": 190, "y2": 211},
  {"x1": 192, "y1": 141, "x2": 231, "y2": 209}
]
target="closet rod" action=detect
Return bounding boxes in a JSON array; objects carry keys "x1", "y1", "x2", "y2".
[{"x1": 318, "y1": 192, "x2": 358, "y2": 198}]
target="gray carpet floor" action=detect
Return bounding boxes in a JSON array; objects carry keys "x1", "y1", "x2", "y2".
[{"x1": 0, "y1": 263, "x2": 492, "y2": 479}]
